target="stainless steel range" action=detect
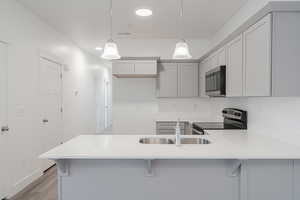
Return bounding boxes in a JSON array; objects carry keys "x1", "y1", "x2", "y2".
[{"x1": 192, "y1": 108, "x2": 247, "y2": 135}]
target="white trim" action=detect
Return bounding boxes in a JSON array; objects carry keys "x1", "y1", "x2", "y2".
[{"x1": 39, "y1": 49, "x2": 64, "y2": 66}]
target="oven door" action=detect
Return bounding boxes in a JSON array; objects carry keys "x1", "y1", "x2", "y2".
[{"x1": 205, "y1": 65, "x2": 226, "y2": 97}]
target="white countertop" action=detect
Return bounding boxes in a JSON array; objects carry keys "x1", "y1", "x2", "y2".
[{"x1": 40, "y1": 130, "x2": 300, "y2": 160}]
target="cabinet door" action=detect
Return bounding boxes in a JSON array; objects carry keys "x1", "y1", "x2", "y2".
[
  {"x1": 242, "y1": 160, "x2": 293, "y2": 200},
  {"x1": 179, "y1": 63, "x2": 198, "y2": 97},
  {"x1": 218, "y1": 48, "x2": 226, "y2": 66},
  {"x1": 210, "y1": 53, "x2": 219, "y2": 70},
  {"x1": 272, "y1": 12, "x2": 300, "y2": 96},
  {"x1": 113, "y1": 62, "x2": 134, "y2": 75},
  {"x1": 243, "y1": 14, "x2": 271, "y2": 96},
  {"x1": 226, "y1": 34, "x2": 243, "y2": 97},
  {"x1": 158, "y1": 63, "x2": 178, "y2": 97},
  {"x1": 199, "y1": 58, "x2": 211, "y2": 97},
  {"x1": 134, "y1": 61, "x2": 157, "y2": 75},
  {"x1": 294, "y1": 160, "x2": 300, "y2": 199}
]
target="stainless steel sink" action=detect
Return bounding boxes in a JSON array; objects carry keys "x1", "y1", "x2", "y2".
[
  {"x1": 139, "y1": 137, "x2": 174, "y2": 144},
  {"x1": 139, "y1": 137, "x2": 211, "y2": 145},
  {"x1": 179, "y1": 138, "x2": 211, "y2": 144}
]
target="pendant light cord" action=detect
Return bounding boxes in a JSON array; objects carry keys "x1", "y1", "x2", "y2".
[
  {"x1": 179, "y1": 0, "x2": 184, "y2": 41},
  {"x1": 109, "y1": 0, "x2": 113, "y2": 40}
]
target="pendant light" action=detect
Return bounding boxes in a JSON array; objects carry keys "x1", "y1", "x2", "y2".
[
  {"x1": 101, "y1": 0, "x2": 121, "y2": 60},
  {"x1": 173, "y1": 0, "x2": 192, "y2": 59}
]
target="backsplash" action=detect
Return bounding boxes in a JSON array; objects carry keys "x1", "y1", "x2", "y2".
[
  {"x1": 209, "y1": 97, "x2": 300, "y2": 145},
  {"x1": 112, "y1": 77, "x2": 300, "y2": 145}
]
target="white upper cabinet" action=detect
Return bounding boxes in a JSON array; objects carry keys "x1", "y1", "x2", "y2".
[
  {"x1": 178, "y1": 63, "x2": 198, "y2": 97},
  {"x1": 158, "y1": 63, "x2": 178, "y2": 97},
  {"x1": 113, "y1": 60, "x2": 157, "y2": 78},
  {"x1": 243, "y1": 14, "x2": 271, "y2": 97},
  {"x1": 226, "y1": 34, "x2": 243, "y2": 97}
]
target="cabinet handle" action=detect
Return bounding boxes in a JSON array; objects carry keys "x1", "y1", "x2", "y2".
[{"x1": 42, "y1": 119, "x2": 49, "y2": 123}]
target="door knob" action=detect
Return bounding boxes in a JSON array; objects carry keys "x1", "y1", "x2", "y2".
[{"x1": 1, "y1": 126, "x2": 9, "y2": 134}]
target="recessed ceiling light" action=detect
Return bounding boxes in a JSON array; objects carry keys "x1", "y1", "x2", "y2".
[
  {"x1": 95, "y1": 47, "x2": 103, "y2": 51},
  {"x1": 135, "y1": 8, "x2": 153, "y2": 17}
]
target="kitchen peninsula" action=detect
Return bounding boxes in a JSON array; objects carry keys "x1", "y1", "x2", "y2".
[{"x1": 40, "y1": 132, "x2": 300, "y2": 200}]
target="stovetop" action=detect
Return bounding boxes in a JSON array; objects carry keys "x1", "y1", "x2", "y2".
[{"x1": 193, "y1": 122, "x2": 241, "y2": 130}]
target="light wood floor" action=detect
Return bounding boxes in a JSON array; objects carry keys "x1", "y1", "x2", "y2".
[{"x1": 11, "y1": 167, "x2": 57, "y2": 200}]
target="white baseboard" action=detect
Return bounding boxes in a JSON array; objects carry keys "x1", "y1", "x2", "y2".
[{"x1": 8, "y1": 169, "x2": 43, "y2": 198}]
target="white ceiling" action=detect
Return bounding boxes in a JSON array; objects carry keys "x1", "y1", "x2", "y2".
[{"x1": 17, "y1": 0, "x2": 248, "y2": 53}]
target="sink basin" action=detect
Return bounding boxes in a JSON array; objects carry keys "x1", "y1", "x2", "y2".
[
  {"x1": 139, "y1": 137, "x2": 211, "y2": 145},
  {"x1": 179, "y1": 138, "x2": 211, "y2": 144},
  {"x1": 139, "y1": 137, "x2": 174, "y2": 144}
]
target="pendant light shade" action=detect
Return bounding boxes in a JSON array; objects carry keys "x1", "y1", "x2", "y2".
[
  {"x1": 173, "y1": 40, "x2": 192, "y2": 59},
  {"x1": 101, "y1": 0, "x2": 121, "y2": 60},
  {"x1": 101, "y1": 39, "x2": 120, "y2": 60},
  {"x1": 173, "y1": 0, "x2": 192, "y2": 59}
]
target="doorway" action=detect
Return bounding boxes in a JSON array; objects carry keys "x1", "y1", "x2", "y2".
[
  {"x1": 38, "y1": 55, "x2": 63, "y2": 171},
  {"x1": 0, "y1": 41, "x2": 10, "y2": 198}
]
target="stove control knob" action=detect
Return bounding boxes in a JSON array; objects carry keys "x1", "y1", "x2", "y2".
[{"x1": 234, "y1": 112, "x2": 241, "y2": 117}]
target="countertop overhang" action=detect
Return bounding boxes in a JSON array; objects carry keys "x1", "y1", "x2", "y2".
[{"x1": 40, "y1": 130, "x2": 300, "y2": 160}]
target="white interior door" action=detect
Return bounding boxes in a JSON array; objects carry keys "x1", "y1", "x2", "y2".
[
  {"x1": 0, "y1": 42, "x2": 10, "y2": 198},
  {"x1": 39, "y1": 57, "x2": 63, "y2": 171},
  {"x1": 104, "y1": 79, "x2": 111, "y2": 129}
]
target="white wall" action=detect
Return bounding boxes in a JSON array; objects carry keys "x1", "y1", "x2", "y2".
[
  {"x1": 0, "y1": 0, "x2": 107, "y2": 198},
  {"x1": 112, "y1": 78, "x2": 213, "y2": 134}
]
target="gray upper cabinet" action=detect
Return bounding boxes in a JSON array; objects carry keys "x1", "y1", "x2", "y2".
[
  {"x1": 218, "y1": 48, "x2": 226, "y2": 66},
  {"x1": 158, "y1": 62, "x2": 199, "y2": 98},
  {"x1": 201, "y1": 11, "x2": 300, "y2": 97},
  {"x1": 158, "y1": 63, "x2": 178, "y2": 97},
  {"x1": 113, "y1": 60, "x2": 157, "y2": 78},
  {"x1": 243, "y1": 14, "x2": 272, "y2": 97},
  {"x1": 199, "y1": 58, "x2": 211, "y2": 97},
  {"x1": 178, "y1": 63, "x2": 198, "y2": 97},
  {"x1": 226, "y1": 34, "x2": 243, "y2": 97},
  {"x1": 113, "y1": 61, "x2": 134, "y2": 75},
  {"x1": 272, "y1": 12, "x2": 300, "y2": 96},
  {"x1": 134, "y1": 61, "x2": 157, "y2": 75}
]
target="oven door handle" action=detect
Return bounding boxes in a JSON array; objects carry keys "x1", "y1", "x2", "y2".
[{"x1": 192, "y1": 128, "x2": 206, "y2": 135}]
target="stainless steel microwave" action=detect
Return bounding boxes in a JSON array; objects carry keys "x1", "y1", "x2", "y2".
[{"x1": 205, "y1": 65, "x2": 226, "y2": 97}]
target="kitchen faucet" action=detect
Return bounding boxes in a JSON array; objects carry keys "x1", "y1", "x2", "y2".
[{"x1": 175, "y1": 119, "x2": 181, "y2": 146}]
